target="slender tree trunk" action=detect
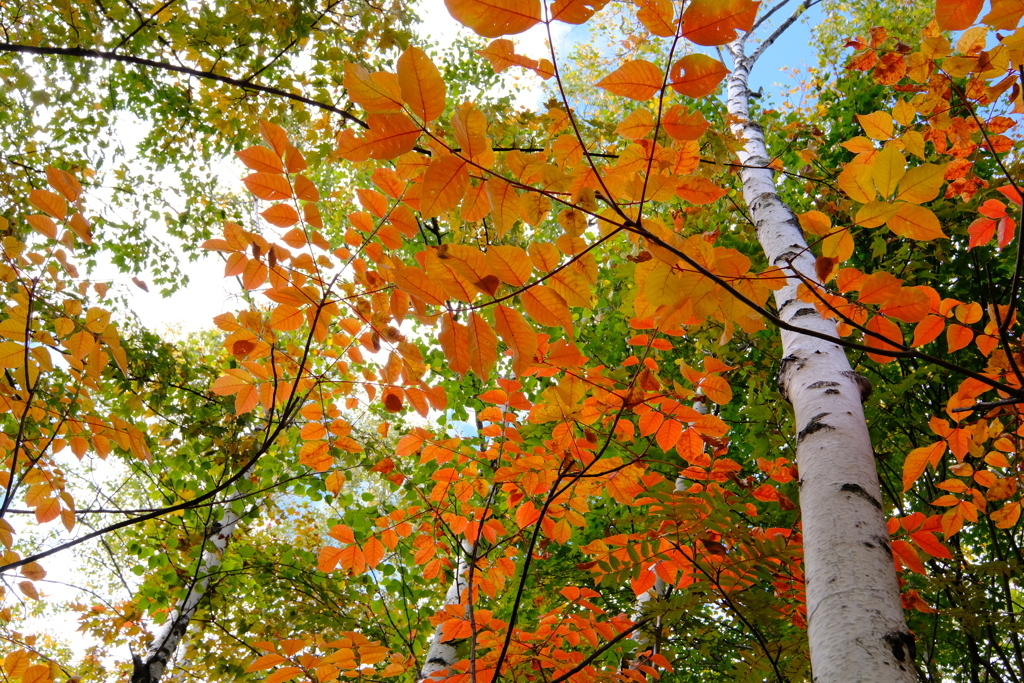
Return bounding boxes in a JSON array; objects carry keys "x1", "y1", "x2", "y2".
[
  {"x1": 724, "y1": 31, "x2": 916, "y2": 683},
  {"x1": 130, "y1": 501, "x2": 247, "y2": 683},
  {"x1": 419, "y1": 541, "x2": 472, "y2": 681}
]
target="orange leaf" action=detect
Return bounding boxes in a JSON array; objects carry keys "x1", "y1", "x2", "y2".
[
  {"x1": 680, "y1": 0, "x2": 760, "y2": 46},
  {"x1": 521, "y1": 285, "x2": 574, "y2": 335},
  {"x1": 597, "y1": 60, "x2": 663, "y2": 100},
  {"x1": 29, "y1": 188, "x2": 68, "y2": 220},
  {"x1": 397, "y1": 47, "x2": 447, "y2": 123},
  {"x1": 910, "y1": 530, "x2": 952, "y2": 558},
  {"x1": 364, "y1": 537, "x2": 386, "y2": 568},
  {"x1": 655, "y1": 419, "x2": 683, "y2": 452},
  {"x1": 635, "y1": 0, "x2": 676, "y2": 37},
  {"x1": 487, "y1": 245, "x2": 532, "y2": 286},
  {"x1": 863, "y1": 315, "x2": 903, "y2": 363},
  {"x1": 393, "y1": 266, "x2": 447, "y2": 305},
  {"x1": 344, "y1": 63, "x2": 404, "y2": 113},
  {"x1": 269, "y1": 305, "x2": 305, "y2": 331},
  {"x1": 912, "y1": 315, "x2": 945, "y2": 347},
  {"x1": 662, "y1": 105, "x2": 709, "y2": 140},
  {"x1": 259, "y1": 120, "x2": 289, "y2": 156},
  {"x1": 891, "y1": 540, "x2": 926, "y2": 574},
  {"x1": 486, "y1": 178, "x2": 521, "y2": 237},
  {"x1": 444, "y1": 0, "x2": 542, "y2": 37},
  {"x1": 260, "y1": 204, "x2": 299, "y2": 228},
  {"x1": 265, "y1": 667, "x2": 302, "y2": 683},
  {"x1": 439, "y1": 313, "x2": 472, "y2": 376},
  {"x1": 236, "y1": 146, "x2": 284, "y2": 173},
  {"x1": 468, "y1": 312, "x2": 499, "y2": 380},
  {"x1": 494, "y1": 304, "x2": 538, "y2": 376},
  {"x1": 676, "y1": 176, "x2": 727, "y2": 204},
  {"x1": 935, "y1": 0, "x2": 983, "y2": 30},
  {"x1": 421, "y1": 155, "x2": 470, "y2": 218},
  {"x1": 991, "y1": 501, "x2": 1021, "y2": 529},
  {"x1": 669, "y1": 54, "x2": 729, "y2": 98},
  {"x1": 879, "y1": 287, "x2": 930, "y2": 323},
  {"x1": 903, "y1": 441, "x2": 946, "y2": 491},
  {"x1": 243, "y1": 173, "x2": 292, "y2": 201},
  {"x1": 700, "y1": 375, "x2": 732, "y2": 405},
  {"x1": 45, "y1": 166, "x2": 82, "y2": 201},
  {"x1": 946, "y1": 323, "x2": 974, "y2": 352},
  {"x1": 247, "y1": 654, "x2": 289, "y2": 672},
  {"x1": 888, "y1": 204, "x2": 946, "y2": 241},
  {"x1": 551, "y1": 0, "x2": 610, "y2": 23},
  {"x1": 300, "y1": 440, "x2": 332, "y2": 472}
]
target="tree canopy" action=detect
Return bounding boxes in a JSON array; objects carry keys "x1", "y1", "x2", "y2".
[{"x1": 2, "y1": 0, "x2": 1024, "y2": 682}]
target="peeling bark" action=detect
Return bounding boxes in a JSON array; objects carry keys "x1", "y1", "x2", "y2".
[{"x1": 724, "y1": 31, "x2": 916, "y2": 683}]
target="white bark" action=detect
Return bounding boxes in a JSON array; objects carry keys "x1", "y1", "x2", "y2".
[
  {"x1": 723, "y1": 37, "x2": 916, "y2": 683},
  {"x1": 131, "y1": 500, "x2": 247, "y2": 683},
  {"x1": 419, "y1": 540, "x2": 472, "y2": 681}
]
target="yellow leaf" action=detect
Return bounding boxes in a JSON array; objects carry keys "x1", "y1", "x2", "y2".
[
  {"x1": 397, "y1": 47, "x2": 447, "y2": 123},
  {"x1": 855, "y1": 200, "x2": 902, "y2": 228},
  {"x1": 856, "y1": 111, "x2": 895, "y2": 140},
  {"x1": 871, "y1": 144, "x2": 906, "y2": 198},
  {"x1": 837, "y1": 163, "x2": 876, "y2": 203},
  {"x1": 344, "y1": 63, "x2": 404, "y2": 114},
  {"x1": 888, "y1": 203, "x2": 946, "y2": 240},
  {"x1": 614, "y1": 108, "x2": 656, "y2": 140},
  {"x1": 892, "y1": 99, "x2": 916, "y2": 127},
  {"x1": 597, "y1": 60, "x2": 663, "y2": 100},
  {"x1": 797, "y1": 210, "x2": 832, "y2": 236},
  {"x1": 895, "y1": 163, "x2": 947, "y2": 204}
]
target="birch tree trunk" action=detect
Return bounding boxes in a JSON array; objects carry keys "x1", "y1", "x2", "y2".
[
  {"x1": 130, "y1": 497, "x2": 248, "y2": 683},
  {"x1": 721, "y1": 21, "x2": 917, "y2": 683},
  {"x1": 419, "y1": 541, "x2": 472, "y2": 681}
]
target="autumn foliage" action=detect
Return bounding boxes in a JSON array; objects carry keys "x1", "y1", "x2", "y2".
[{"x1": 3, "y1": 0, "x2": 1024, "y2": 680}]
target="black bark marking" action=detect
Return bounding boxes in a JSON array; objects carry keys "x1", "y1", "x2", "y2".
[
  {"x1": 776, "y1": 354, "x2": 803, "y2": 402},
  {"x1": 842, "y1": 370, "x2": 873, "y2": 402},
  {"x1": 872, "y1": 534, "x2": 892, "y2": 555},
  {"x1": 824, "y1": 388, "x2": 840, "y2": 394},
  {"x1": 797, "y1": 413, "x2": 833, "y2": 442},
  {"x1": 772, "y1": 248, "x2": 802, "y2": 266},
  {"x1": 883, "y1": 630, "x2": 916, "y2": 665},
  {"x1": 807, "y1": 381, "x2": 840, "y2": 389},
  {"x1": 839, "y1": 482, "x2": 883, "y2": 511},
  {"x1": 791, "y1": 307, "x2": 817, "y2": 319}
]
